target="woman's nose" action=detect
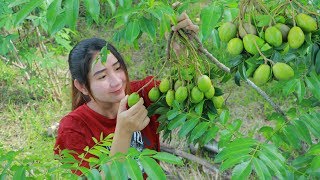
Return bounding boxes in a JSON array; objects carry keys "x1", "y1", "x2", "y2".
[{"x1": 109, "y1": 72, "x2": 122, "y2": 88}]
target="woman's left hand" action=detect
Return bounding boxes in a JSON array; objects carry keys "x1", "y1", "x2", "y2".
[{"x1": 172, "y1": 12, "x2": 199, "y2": 36}]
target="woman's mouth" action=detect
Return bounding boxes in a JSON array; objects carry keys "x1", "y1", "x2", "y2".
[{"x1": 111, "y1": 86, "x2": 123, "y2": 94}]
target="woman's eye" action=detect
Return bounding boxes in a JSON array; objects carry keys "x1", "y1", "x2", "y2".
[
  {"x1": 99, "y1": 75, "x2": 106, "y2": 79},
  {"x1": 115, "y1": 67, "x2": 121, "y2": 71}
]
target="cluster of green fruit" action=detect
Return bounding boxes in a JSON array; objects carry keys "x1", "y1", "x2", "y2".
[
  {"x1": 128, "y1": 75, "x2": 225, "y2": 112},
  {"x1": 220, "y1": 13, "x2": 318, "y2": 56},
  {"x1": 252, "y1": 62, "x2": 294, "y2": 85}
]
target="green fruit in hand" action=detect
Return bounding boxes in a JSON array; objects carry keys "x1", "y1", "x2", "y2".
[
  {"x1": 128, "y1": 93, "x2": 140, "y2": 107},
  {"x1": 191, "y1": 86, "x2": 204, "y2": 103},
  {"x1": 296, "y1": 13, "x2": 318, "y2": 32},
  {"x1": 243, "y1": 34, "x2": 265, "y2": 55},
  {"x1": 148, "y1": 87, "x2": 160, "y2": 102},
  {"x1": 239, "y1": 23, "x2": 257, "y2": 38},
  {"x1": 265, "y1": 26, "x2": 282, "y2": 47},
  {"x1": 212, "y1": 96, "x2": 224, "y2": 109},
  {"x1": 175, "y1": 86, "x2": 188, "y2": 103},
  {"x1": 218, "y1": 22, "x2": 237, "y2": 42},
  {"x1": 272, "y1": 63, "x2": 294, "y2": 81},
  {"x1": 204, "y1": 86, "x2": 215, "y2": 99},
  {"x1": 288, "y1": 27, "x2": 305, "y2": 49},
  {"x1": 253, "y1": 64, "x2": 271, "y2": 85},
  {"x1": 174, "y1": 80, "x2": 184, "y2": 91},
  {"x1": 227, "y1": 38, "x2": 244, "y2": 55},
  {"x1": 197, "y1": 75, "x2": 212, "y2": 92},
  {"x1": 159, "y1": 78, "x2": 170, "y2": 93},
  {"x1": 275, "y1": 23, "x2": 290, "y2": 41},
  {"x1": 166, "y1": 90, "x2": 175, "y2": 107}
]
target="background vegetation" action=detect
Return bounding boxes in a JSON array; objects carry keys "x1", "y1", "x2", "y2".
[{"x1": 0, "y1": 0, "x2": 319, "y2": 179}]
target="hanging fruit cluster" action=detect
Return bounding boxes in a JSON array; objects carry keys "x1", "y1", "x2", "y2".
[{"x1": 218, "y1": 0, "x2": 320, "y2": 86}]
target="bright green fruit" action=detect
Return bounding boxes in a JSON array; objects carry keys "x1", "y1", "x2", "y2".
[
  {"x1": 296, "y1": 13, "x2": 318, "y2": 32},
  {"x1": 128, "y1": 93, "x2": 140, "y2": 107},
  {"x1": 288, "y1": 27, "x2": 305, "y2": 49},
  {"x1": 265, "y1": 26, "x2": 282, "y2": 47},
  {"x1": 148, "y1": 87, "x2": 160, "y2": 102},
  {"x1": 243, "y1": 34, "x2": 265, "y2": 55},
  {"x1": 272, "y1": 62, "x2": 294, "y2": 81},
  {"x1": 175, "y1": 86, "x2": 188, "y2": 103},
  {"x1": 204, "y1": 86, "x2": 215, "y2": 99},
  {"x1": 253, "y1": 64, "x2": 271, "y2": 85},
  {"x1": 218, "y1": 22, "x2": 237, "y2": 42},
  {"x1": 212, "y1": 96, "x2": 224, "y2": 109},
  {"x1": 239, "y1": 23, "x2": 257, "y2": 38},
  {"x1": 227, "y1": 38, "x2": 244, "y2": 55},
  {"x1": 174, "y1": 80, "x2": 184, "y2": 91},
  {"x1": 159, "y1": 78, "x2": 170, "y2": 93},
  {"x1": 197, "y1": 75, "x2": 212, "y2": 92},
  {"x1": 216, "y1": 108, "x2": 223, "y2": 115},
  {"x1": 166, "y1": 90, "x2": 175, "y2": 107},
  {"x1": 275, "y1": 23, "x2": 290, "y2": 41},
  {"x1": 191, "y1": 86, "x2": 204, "y2": 103}
]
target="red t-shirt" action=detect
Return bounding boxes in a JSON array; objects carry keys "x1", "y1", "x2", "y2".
[{"x1": 54, "y1": 76, "x2": 160, "y2": 175}]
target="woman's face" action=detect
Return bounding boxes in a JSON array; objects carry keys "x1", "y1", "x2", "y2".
[{"x1": 88, "y1": 53, "x2": 127, "y2": 104}]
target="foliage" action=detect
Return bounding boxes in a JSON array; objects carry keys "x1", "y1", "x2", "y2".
[{"x1": 0, "y1": 0, "x2": 320, "y2": 179}]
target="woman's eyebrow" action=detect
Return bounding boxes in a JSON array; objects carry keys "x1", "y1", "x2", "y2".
[{"x1": 93, "y1": 61, "x2": 120, "y2": 76}]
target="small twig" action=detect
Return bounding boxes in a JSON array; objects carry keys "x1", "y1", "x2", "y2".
[
  {"x1": 292, "y1": 0, "x2": 320, "y2": 17},
  {"x1": 160, "y1": 144, "x2": 225, "y2": 177},
  {"x1": 252, "y1": 39, "x2": 275, "y2": 65},
  {"x1": 289, "y1": 0, "x2": 296, "y2": 26}
]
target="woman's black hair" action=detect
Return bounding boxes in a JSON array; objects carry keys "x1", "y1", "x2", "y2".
[{"x1": 68, "y1": 38, "x2": 130, "y2": 110}]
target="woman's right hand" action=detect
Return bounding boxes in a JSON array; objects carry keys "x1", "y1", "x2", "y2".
[{"x1": 116, "y1": 95, "x2": 150, "y2": 134}]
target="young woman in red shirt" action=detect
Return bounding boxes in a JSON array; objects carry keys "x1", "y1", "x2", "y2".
[{"x1": 54, "y1": 12, "x2": 198, "y2": 176}]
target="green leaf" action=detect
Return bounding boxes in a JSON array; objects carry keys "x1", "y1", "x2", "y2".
[
  {"x1": 140, "y1": 149, "x2": 157, "y2": 156},
  {"x1": 110, "y1": 161, "x2": 127, "y2": 180},
  {"x1": 100, "y1": 164, "x2": 112, "y2": 179},
  {"x1": 152, "y1": 152, "x2": 183, "y2": 165},
  {"x1": 47, "y1": 0, "x2": 61, "y2": 31},
  {"x1": 310, "y1": 156, "x2": 320, "y2": 171},
  {"x1": 257, "y1": 150, "x2": 284, "y2": 178},
  {"x1": 231, "y1": 161, "x2": 252, "y2": 180},
  {"x1": 159, "y1": 14, "x2": 171, "y2": 38},
  {"x1": 125, "y1": 158, "x2": 143, "y2": 180},
  {"x1": 166, "y1": 109, "x2": 179, "y2": 120},
  {"x1": 283, "y1": 79, "x2": 299, "y2": 96},
  {"x1": 220, "y1": 155, "x2": 251, "y2": 171},
  {"x1": 306, "y1": 143, "x2": 320, "y2": 156},
  {"x1": 252, "y1": 158, "x2": 272, "y2": 180},
  {"x1": 65, "y1": 0, "x2": 79, "y2": 30},
  {"x1": 292, "y1": 120, "x2": 312, "y2": 145},
  {"x1": 87, "y1": 169, "x2": 102, "y2": 180},
  {"x1": 168, "y1": 113, "x2": 187, "y2": 130},
  {"x1": 14, "y1": 0, "x2": 43, "y2": 26},
  {"x1": 200, "y1": 5, "x2": 222, "y2": 40},
  {"x1": 178, "y1": 117, "x2": 199, "y2": 138},
  {"x1": 215, "y1": 146, "x2": 254, "y2": 163},
  {"x1": 295, "y1": 79, "x2": 306, "y2": 102},
  {"x1": 139, "y1": 156, "x2": 166, "y2": 180},
  {"x1": 139, "y1": 17, "x2": 156, "y2": 41},
  {"x1": 301, "y1": 114, "x2": 320, "y2": 138},
  {"x1": 283, "y1": 125, "x2": 301, "y2": 149},
  {"x1": 211, "y1": 29, "x2": 220, "y2": 48},
  {"x1": 190, "y1": 122, "x2": 209, "y2": 142},
  {"x1": 50, "y1": 12, "x2": 66, "y2": 35},
  {"x1": 13, "y1": 166, "x2": 26, "y2": 180},
  {"x1": 201, "y1": 126, "x2": 219, "y2": 145},
  {"x1": 106, "y1": 0, "x2": 116, "y2": 15},
  {"x1": 305, "y1": 73, "x2": 320, "y2": 100},
  {"x1": 195, "y1": 100, "x2": 204, "y2": 115},
  {"x1": 261, "y1": 144, "x2": 285, "y2": 162},
  {"x1": 219, "y1": 110, "x2": 230, "y2": 125},
  {"x1": 83, "y1": 0, "x2": 100, "y2": 23}
]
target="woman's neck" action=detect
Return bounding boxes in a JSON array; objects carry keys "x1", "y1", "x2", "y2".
[{"x1": 87, "y1": 100, "x2": 119, "y2": 119}]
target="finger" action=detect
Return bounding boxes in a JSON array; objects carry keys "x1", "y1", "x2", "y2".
[
  {"x1": 172, "y1": 18, "x2": 192, "y2": 31},
  {"x1": 132, "y1": 107, "x2": 148, "y2": 123},
  {"x1": 126, "y1": 97, "x2": 144, "y2": 115},
  {"x1": 177, "y1": 12, "x2": 188, "y2": 22},
  {"x1": 139, "y1": 117, "x2": 150, "y2": 130},
  {"x1": 118, "y1": 95, "x2": 128, "y2": 113}
]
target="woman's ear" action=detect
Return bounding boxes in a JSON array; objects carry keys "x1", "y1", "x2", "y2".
[{"x1": 74, "y1": 79, "x2": 89, "y2": 95}]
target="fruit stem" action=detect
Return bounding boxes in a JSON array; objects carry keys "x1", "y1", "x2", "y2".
[
  {"x1": 292, "y1": 0, "x2": 320, "y2": 17},
  {"x1": 288, "y1": 0, "x2": 296, "y2": 26},
  {"x1": 253, "y1": 39, "x2": 275, "y2": 65},
  {"x1": 255, "y1": 0, "x2": 276, "y2": 25}
]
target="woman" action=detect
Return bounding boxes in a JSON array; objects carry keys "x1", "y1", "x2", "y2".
[{"x1": 54, "y1": 12, "x2": 198, "y2": 176}]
